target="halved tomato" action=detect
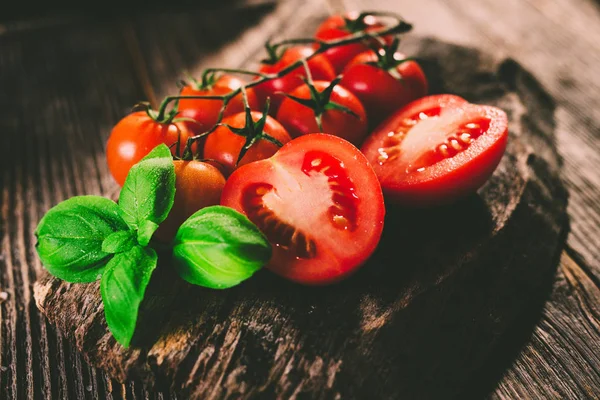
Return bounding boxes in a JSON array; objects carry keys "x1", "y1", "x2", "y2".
[
  {"x1": 360, "y1": 94, "x2": 508, "y2": 206},
  {"x1": 221, "y1": 134, "x2": 385, "y2": 285}
]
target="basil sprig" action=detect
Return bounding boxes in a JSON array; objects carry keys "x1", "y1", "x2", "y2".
[{"x1": 35, "y1": 144, "x2": 271, "y2": 347}]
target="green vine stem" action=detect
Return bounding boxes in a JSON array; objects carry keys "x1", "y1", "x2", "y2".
[{"x1": 150, "y1": 10, "x2": 412, "y2": 157}]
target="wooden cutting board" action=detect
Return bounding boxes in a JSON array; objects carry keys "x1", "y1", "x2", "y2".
[{"x1": 33, "y1": 37, "x2": 568, "y2": 399}]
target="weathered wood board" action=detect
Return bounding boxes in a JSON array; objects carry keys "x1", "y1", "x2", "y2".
[{"x1": 33, "y1": 37, "x2": 568, "y2": 399}]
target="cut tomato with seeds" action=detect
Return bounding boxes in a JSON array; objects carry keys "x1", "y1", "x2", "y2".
[
  {"x1": 361, "y1": 94, "x2": 508, "y2": 207},
  {"x1": 221, "y1": 134, "x2": 385, "y2": 285}
]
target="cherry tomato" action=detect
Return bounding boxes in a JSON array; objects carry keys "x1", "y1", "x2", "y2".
[
  {"x1": 106, "y1": 111, "x2": 195, "y2": 186},
  {"x1": 179, "y1": 74, "x2": 259, "y2": 133},
  {"x1": 276, "y1": 80, "x2": 368, "y2": 146},
  {"x1": 221, "y1": 134, "x2": 385, "y2": 285},
  {"x1": 154, "y1": 160, "x2": 226, "y2": 241},
  {"x1": 254, "y1": 46, "x2": 336, "y2": 115},
  {"x1": 314, "y1": 13, "x2": 391, "y2": 73},
  {"x1": 360, "y1": 94, "x2": 508, "y2": 207},
  {"x1": 341, "y1": 50, "x2": 428, "y2": 127},
  {"x1": 203, "y1": 111, "x2": 292, "y2": 176}
]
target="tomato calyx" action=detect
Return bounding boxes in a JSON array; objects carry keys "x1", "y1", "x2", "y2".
[
  {"x1": 221, "y1": 97, "x2": 284, "y2": 166},
  {"x1": 282, "y1": 75, "x2": 360, "y2": 131},
  {"x1": 343, "y1": 14, "x2": 370, "y2": 33},
  {"x1": 365, "y1": 38, "x2": 414, "y2": 79},
  {"x1": 261, "y1": 40, "x2": 288, "y2": 65}
]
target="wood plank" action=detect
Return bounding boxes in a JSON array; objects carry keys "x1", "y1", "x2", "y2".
[
  {"x1": 0, "y1": 16, "x2": 171, "y2": 400},
  {"x1": 33, "y1": 32, "x2": 568, "y2": 398},
  {"x1": 364, "y1": 0, "x2": 600, "y2": 397}
]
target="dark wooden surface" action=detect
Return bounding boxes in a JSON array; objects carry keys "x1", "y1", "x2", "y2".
[{"x1": 1, "y1": 0, "x2": 599, "y2": 398}]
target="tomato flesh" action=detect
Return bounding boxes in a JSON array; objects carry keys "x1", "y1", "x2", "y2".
[
  {"x1": 361, "y1": 94, "x2": 508, "y2": 206},
  {"x1": 221, "y1": 134, "x2": 385, "y2": 285}
]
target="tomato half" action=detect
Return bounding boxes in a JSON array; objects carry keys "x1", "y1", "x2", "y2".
[
  {"x1": 314, "y1": 13, "x2": 391, "y2": 73},
  {"x1": 360, "y1": 94, "x2": 508, "y2": 207},
  {"x1": 276, "y1": 81, "x2": 368, "y2": 146},
  {"x1": 154, "y1": 160, "x2": 226, "y2": 241},
  {"x1": 203, "y1": 111, "x2": 292, "y2": 176},
  {"x1": 221, "y1": 134, "x2": 385, "y2": 285},
  {"x1": 179, "y1": 74, "x2": 259, "y2": 133},
  {"x1": 106, "y1": 111, "x2": 195, "y2": 186},
  {"x1": 341, "y1": 50, "x2": 428, "y2": 127},
  {"x1": 254, "y1": 46, "x2": 336, "y2": 115}
]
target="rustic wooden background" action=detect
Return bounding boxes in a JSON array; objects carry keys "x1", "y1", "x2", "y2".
[{"x1": 1, "y1": 0, "x2": 600, "y2": 398}]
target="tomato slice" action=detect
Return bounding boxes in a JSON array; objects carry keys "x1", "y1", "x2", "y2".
[
  {"x1": 221, "y1": 134, "x2": 385, "y2": 285},
  {"x1": 361, "y1": 94, "x2": 508, "y2": 206}
]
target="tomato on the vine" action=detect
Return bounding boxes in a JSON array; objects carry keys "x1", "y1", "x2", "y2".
[
  {"x1": 276, "y1": 80, "x2": 368, "y2": 146},
  {"x1": 341, "y1": 48, "x2": 428, "y2": 127},
  {"x1": 154, "y1": 160, "x2": 226, "y2": 241},
  {"x1": 106, "y1": 111, "x2": 195, "y2": 186},
  {"x1": 314, "y1": 13, "x2": 391, "y2": 73},
  {"x1": 203, "y1": 110, "x2": 292, "y2": 176},
  {"x1": 254, "y1": 46, "x2": 336, "y2": 115},
  {"x1": 360, "y1": 94, "x2": 508, "y2": 207},
  {"x1": 221, "y1": 134, "x2": 385, "y2": 285},
  {"x1": 178, "y1": 74, "x2": 259, "y2": 133}
]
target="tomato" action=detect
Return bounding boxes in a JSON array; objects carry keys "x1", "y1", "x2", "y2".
[
  {"x1": 154, "y1": 160, "x2": 226, "y2": 241},
  {"x1": 276, "y1": 80, "x2": 368, "y2": 146},
  {"x1": 314, "y1": 13, "x2": 391, "y2": 73},
  {"x1": 106, "y1": 111, "x2": 195, "y2": 186},
  {"x1": 254, "y1": 46, "x2": 336, "y2": 115},
  {"x1": 221, "y1": 134, "x2": 385, "y2": 285},
  {"x1": 360, "y1": 94, "x2": 508, "y2": 207},
  {"x1": 178, "y1": 74, "x2": 259, "y2": 133},
  {"x1": 203, "y1": 111, "x2": 292, "y2": 176},
  {"x1": 341, "y1": 50, "x2": 428, "y2": 127}
]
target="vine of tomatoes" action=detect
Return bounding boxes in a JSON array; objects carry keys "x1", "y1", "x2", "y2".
[{"x1": 104, "y1": 10, "x2": 508, "y2": 285}]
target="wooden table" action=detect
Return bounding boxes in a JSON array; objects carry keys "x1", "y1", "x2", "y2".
[{"x1": 1, "y1": 0, "x2": 599, "y2": 398}]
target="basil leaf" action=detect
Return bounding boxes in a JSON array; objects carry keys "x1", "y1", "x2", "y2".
[
  {"x1": 173, "y1": 206, "x2": 271, "y2": 289},
  {"x1": 137, "y1": 220, "x2": 159, "y2": 247},
  {"x1": 100, "y1": 245, "x2": 157, "y2": 348},
  {"x1": 118, "y1": 144, "x2": 175, "y2": 240},
  {"x1": 102, "y1": 230, "x2": 137, "y2": 254},
  {"x1": 35, "y1": 196, "x2": 128, "y2": 283}
]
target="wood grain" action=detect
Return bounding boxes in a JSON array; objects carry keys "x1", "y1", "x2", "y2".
[
  {"x1": 33, "y1": 35, "x2": 568, "y2": 398},
  {"x1": 2, "y1": 0, "x2": 600, "y2": 398}
]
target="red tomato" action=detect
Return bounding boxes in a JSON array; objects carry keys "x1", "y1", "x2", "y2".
[
  {"x1": 106, "y1": 111, "x2": 195, "y2": 186},
  {"x1": 203, "y1": 111, "x2": 292, "y2": 176},
  {"x1": 221, "y1": 134, "x2": 385, "y2": 285},
  {"x1": 341, "y1": 50, "x2": 428, "y2": 126},
  {"x1": 276, "y1": 80, "x2": 368, "y2": 146},
  {"x1": 360, "y1": 94, "x2": 508, "y2": 207},
  {"x1": 254, "y1": 46, "x2": 336, "y2": 115},
  {"x1": 314, "y1": 13, "x2": 391, "y2": 73},
  {"x1": 154, "y1": 160, "x2": 226, "y2": 241},
  {"x1": 178, "y1": 74, "x2": 259, "y2": 133}
]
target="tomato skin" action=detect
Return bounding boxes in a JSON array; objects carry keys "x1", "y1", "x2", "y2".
[
  {"x1": 178, "y1": 74, "x2": 259, "y2": 134},
  {"x1": 203, "y1": 111, "x2": 292, "y2": 176},
  {"x1": 276, "y1": 81, "x2": 368, "y2": 146},
  {"x1": 254, "y1": 46, "x2": 336, "y2": 115},
  {"x1": 106, "y1": 111, "x2": 195, "y2": 186},
  {"x1": 341, "y1": 50, "x2": 428, "y2": 127},
  {"x1": 154, "y1": 160, "x2": 226, "y2": 242},
  {"x1": 360, "y1": 94, "x2": 508, "y2": 207},
  {"x1": 314, "y1": 14, "x2": 390, "y2": 73},
  {"x1": 221, "y1": 134, "x2": 385, "y2": 285}
]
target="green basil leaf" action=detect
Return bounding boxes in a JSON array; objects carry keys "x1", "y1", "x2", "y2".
[
  {"x1": 118, "y1": 144, "x2": 175, "y2": 235},
  {"x1": 137, "y1": 220, "x2": 159, "y2": 247},
  {"x1": 173, "y1": 206, "x2": 271, "y2": 289},
  {"x1": 35, "y1": 196, "x2": 128, "y2": 283},
  {"x1": 102, "y1": 230, "x2": 137, "y2": 254},
  {"x1": 100, "y1": 245, "x2": 157, "y2": 348}
]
